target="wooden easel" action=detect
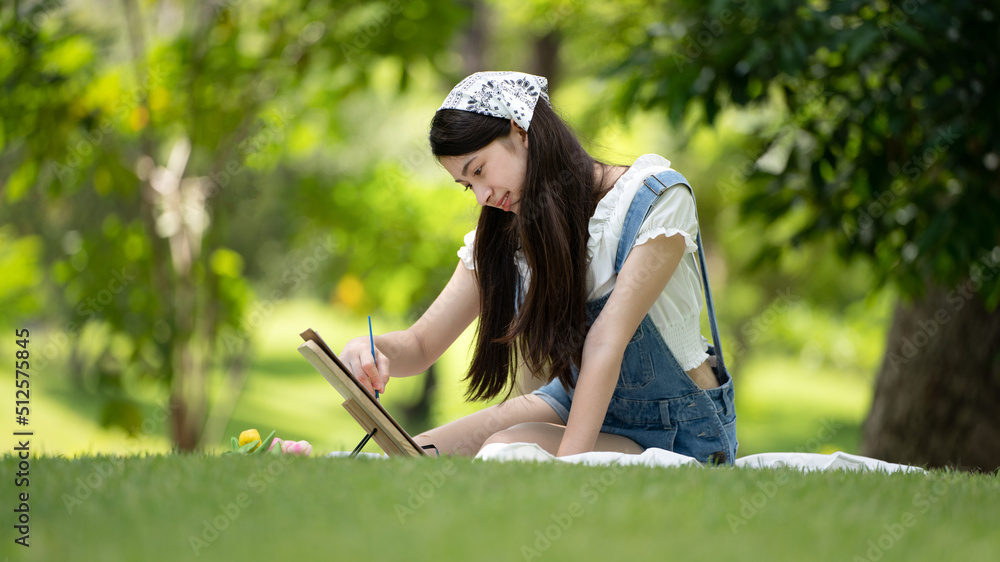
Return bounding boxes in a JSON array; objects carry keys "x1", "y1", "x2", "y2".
[{"x1": 298, "y1": 329, "x2": 426, "y2": 457}]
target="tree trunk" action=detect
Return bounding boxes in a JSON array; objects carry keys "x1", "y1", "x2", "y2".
[
  {"x1": 862, "y1": 281, "x2": 1000, "y2": 471},
  {"x1": 401, "y1": 363, "x2": 437, "y2": 434},
  {"x1": 530, "y1": 31, "x2": 560, "y2": 90},
  {"x1": 460, "y1": 0, "x2": 491, "y2": 73}
]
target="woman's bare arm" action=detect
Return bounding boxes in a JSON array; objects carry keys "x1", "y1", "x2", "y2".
[
  {"x1": 340, "y1": 261, "x2": 479, "y2": 392},
  {"x1": 556, "y1": 233, "x2": 686, "y2": 456}
]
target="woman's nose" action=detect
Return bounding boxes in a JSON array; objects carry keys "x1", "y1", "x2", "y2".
[{"x1": 475, "y1": 185, "x2": 493, "y2": 207}]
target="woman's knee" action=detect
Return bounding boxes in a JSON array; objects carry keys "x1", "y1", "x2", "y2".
[
  {"x1": 481, "y1": 422, "x2": 553, "y2": 447},
  {"x1": 481, "y1": 428, "x2": 516, "y2": 447},
  {"x1": 414, "y1": 431, "x2": 433, "y2": 447}
]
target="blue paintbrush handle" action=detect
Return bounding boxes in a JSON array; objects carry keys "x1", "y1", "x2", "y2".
[{"x1": 368, "y1": 315, "x2": 379, "y2": 401}]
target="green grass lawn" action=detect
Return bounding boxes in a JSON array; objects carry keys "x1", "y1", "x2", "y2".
[{"x1": 1, "y1": 455, "x2": 996, "y2": 562}]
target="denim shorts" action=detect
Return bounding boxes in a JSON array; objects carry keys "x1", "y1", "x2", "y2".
[{"x1": 533, "y1": 298, "x2": 738, "y2": 464}]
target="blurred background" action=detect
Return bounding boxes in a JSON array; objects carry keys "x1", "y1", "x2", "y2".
[{"x1": 1, "y1": 0, "x2": 997, "y2": 469}]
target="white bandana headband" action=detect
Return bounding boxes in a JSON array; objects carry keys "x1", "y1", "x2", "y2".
[{"x1": 437, "y1": 71, "x2": 549, "y2": 131}]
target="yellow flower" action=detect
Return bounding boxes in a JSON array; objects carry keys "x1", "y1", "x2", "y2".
[{"x1": 239, "y1": 429, "x2": 261, "y2": 451}]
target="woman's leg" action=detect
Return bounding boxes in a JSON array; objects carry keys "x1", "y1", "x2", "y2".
[
  {"x1": 414, "y1": 394, "x2": 564, "y2": 456},
  {"x1": 482, "y1": 423, "x2": 644, "y2": 456}
]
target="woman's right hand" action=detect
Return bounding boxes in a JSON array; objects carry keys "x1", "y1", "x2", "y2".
[{"x1": 339, "y1": 336, "x2": 390, "y2": 395}]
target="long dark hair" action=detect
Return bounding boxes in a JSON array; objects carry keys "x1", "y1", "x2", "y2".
[{"x1": 429, "y1": 100, "x2": 611, "y2": 401}]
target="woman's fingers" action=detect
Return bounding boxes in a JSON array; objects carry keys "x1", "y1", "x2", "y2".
[
  {"x1": 360, "y1": 348, "x2": 390, "y2": 394},
  {"x1": 360, "y1": 356, "x2": 382, "y2": 394},
  {"x1": 339, "y1": 337, "x2": 390, "y2": 395},
  {"x1": 348, "y1": 358, "x2": 374, "y2": 393},
  {"x1": 374, "y1": 351, "x2": 390, "y2": 394}
]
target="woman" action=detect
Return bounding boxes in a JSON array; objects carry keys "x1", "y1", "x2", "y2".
[{"x1": 340, "y1": 71, "x2": 737, "y2": 462}]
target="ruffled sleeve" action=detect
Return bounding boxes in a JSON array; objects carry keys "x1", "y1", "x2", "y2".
[
  {"x1": 633, "y1": 184, "x2": 699, "y2": 255},
  {"x1": 586, "y1": 180, "x2": 625, "y2": 264},
  {"x1": 457, "y1": 229, "x2": 477, "y2": 270}
]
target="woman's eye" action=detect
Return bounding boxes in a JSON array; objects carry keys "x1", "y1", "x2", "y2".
[
  {"x1": 463, "y1": 184, "x2": 471, "y2": 192},
  {"x1": 473, "y1": 166, "x2": 482, "y2": 176}
]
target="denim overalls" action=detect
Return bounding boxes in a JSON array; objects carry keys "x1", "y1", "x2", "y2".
[{"x1": 532, "y1": 169, "x2": 738, "y2": 464}]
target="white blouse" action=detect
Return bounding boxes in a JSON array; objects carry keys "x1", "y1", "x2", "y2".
[{"x1": 457, "y1": 154, "x2": 709, "y2": 371}]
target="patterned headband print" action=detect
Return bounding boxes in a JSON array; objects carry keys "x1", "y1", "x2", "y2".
[{"x1": 437, "y1": 71, "x2": 549, "y2": 131}]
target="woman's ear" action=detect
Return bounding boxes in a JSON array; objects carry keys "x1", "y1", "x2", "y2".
[{"x1": 510, "y1": 118, "x2": 529, "y2": 148}]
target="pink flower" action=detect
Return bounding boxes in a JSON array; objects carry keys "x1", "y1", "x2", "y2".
[
  {"x1": 265, "y1": 436, "x2": 312, "y2": 456},
  {"x1": 284, "y1": 440, "x2": 313, "y2": 456}
]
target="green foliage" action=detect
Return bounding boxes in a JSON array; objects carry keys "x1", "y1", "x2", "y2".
[
  {"x1": 6, "y1": 0, "x2": 959, "y2": 455},
  {"x1": 0, "y1": 226, "x2": 43, "y2": 317},
  {"x1": 612, "y1": 0, "x2": 1000, "y2": 308},
  {"x1": 0, "y1": 0, "x2": 470, "y2": 448}
]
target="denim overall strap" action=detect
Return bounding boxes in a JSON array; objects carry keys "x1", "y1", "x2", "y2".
[{"x1": 614, "y1": 169, "x2": 727, "y2": 376}]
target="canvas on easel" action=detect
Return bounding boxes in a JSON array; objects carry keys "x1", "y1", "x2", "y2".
[{"x1": 297, "y1": 328, "x2": 427, "y2": 457}]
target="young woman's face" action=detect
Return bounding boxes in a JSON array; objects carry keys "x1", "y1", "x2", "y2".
[{"x1": 440, "y1": 123, "x2": 529, "y2": 214}]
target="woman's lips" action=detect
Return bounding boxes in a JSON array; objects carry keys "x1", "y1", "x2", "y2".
[{"x1": 500, "y1": 192, "x2": 510, "y2": 212}]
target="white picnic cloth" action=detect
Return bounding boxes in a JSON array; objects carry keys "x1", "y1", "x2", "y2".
[
  {"x1": 326, "y1": 451, "x2": 386, "y2": 459},
  {"x1": 474, "y1": 442, "x2": 924, "y2": 474}
]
